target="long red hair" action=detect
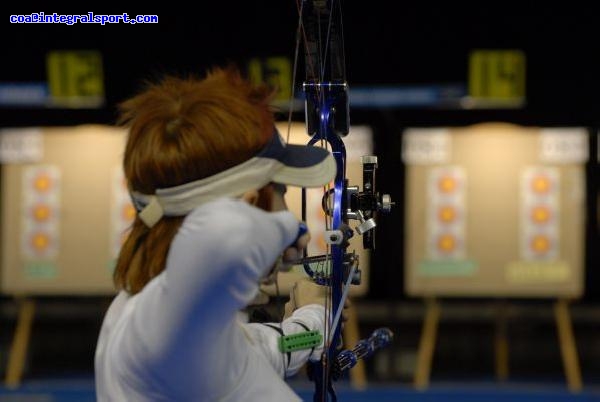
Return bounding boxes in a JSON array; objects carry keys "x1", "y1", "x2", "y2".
[{"x1": 114, "y1": 66, "x2": 276, "y2": 294}]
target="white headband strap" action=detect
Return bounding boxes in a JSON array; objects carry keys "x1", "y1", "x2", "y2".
[{"x1": 131, "y1": 156, "x2": 281, "y2": 227}]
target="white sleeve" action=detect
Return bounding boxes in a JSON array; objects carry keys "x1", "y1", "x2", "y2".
[
  {"x1": 122, "y1": 198, "x2": 301, "y2": 388},
  {"x1": 243, "y1": 304, "x2": 326, "y2": 377},
  {"x1": 163, "y1": 198, "x2": 300, "y2": 316}
]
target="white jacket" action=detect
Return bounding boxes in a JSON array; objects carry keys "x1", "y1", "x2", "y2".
[{"x1": 95, "y1": 198, "x2": 325, "y2": 401}]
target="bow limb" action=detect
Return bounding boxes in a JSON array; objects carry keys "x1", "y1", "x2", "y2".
[
  {"x1": 294, "y1": 2, "x2": 349, "y2": 401},
  {"x1": 287, "y1": 1, "x2": 393, "y2": 401}
]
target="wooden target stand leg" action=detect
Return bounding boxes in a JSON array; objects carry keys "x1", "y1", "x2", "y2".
[
  {"x1": 414, "y1": 297, "x2": 440, "y2": 390},
  {"x1": 5, "y1": 297, "x2": 36, "y2": 388},
  {"x1": 342, "y1": 301, "x2": 367, "y2": 390},
  {"x1": 494, "y1": 301, "x2": 510, "y2": 382},
  {"x1": 554, "y1": 298, "x2": 583, "y2": 392}
]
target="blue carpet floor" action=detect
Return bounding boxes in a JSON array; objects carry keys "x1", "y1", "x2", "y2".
[{"x1": 1, "y1": 377, "x2": 600, "y2": 401}]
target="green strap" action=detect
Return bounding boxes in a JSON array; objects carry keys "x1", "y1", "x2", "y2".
[{"x1": 278, "y1": 330, "x2": 322, "y2": 353}]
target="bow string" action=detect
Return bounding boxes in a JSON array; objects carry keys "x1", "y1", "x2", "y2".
[{"x1": 286, "y1": 1, "x2": 394, "y2": 400}]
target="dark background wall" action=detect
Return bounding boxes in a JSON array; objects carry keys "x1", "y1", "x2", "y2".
[
  {"x1": 3, "y1": 5, "x2": 600, "y2": 125},
  {"x1": 2, "y1": 5, "x2": 599, "y2": 302}
]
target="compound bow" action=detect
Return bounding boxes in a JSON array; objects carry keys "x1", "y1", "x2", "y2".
[{"x1": 288, "y1": 1, "x2": 394, "y2": 400}]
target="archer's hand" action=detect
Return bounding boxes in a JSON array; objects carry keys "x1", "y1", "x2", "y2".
[
  {"x1": 284, "y1": 278, "x2": 327, "y2": 319},
  {"x1": 260, "y1": 222, "x2": 310, "y2": 285},
  {"x1": 279, "y1": 225, "x2": 310, "y2": 272},
  {"x1": 284, "y1": 278, "x2": 352, "y2": 326}
]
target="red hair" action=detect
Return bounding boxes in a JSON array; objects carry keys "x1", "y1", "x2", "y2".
[{"x1": 114, "y1": 66, "x2": 276, "y2": 294}]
